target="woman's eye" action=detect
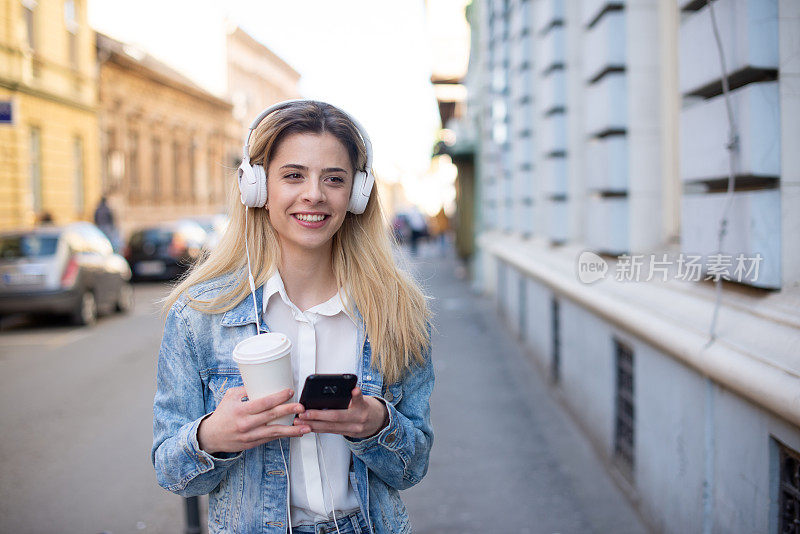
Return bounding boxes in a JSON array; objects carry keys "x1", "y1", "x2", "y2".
[
  {"x1": 326, "y1": 175, "x2": 345, "y2": 184},
  {"x1": 284, "y1": 173, "x2": 302, "y2": 180}
]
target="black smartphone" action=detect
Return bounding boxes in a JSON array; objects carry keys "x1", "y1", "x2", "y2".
[{"x1": 299, "y1": 374, "x2": 358, "y2": 410}]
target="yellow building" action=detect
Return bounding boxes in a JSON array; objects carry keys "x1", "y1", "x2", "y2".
[{"x1": 0, "y1": 0, "x2": 100, "y2": 229}]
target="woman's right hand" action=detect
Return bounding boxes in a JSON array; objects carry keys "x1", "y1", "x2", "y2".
[{"x1": 197, "y1": 387, "x2": 311, "y2": 454}]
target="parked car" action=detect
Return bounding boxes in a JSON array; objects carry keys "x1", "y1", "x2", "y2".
[
  {"x1": 0, "y1": 222, "x2": 133, "y2": 326},
  {"x1": 124, "y1": 220, "x2": 207, "y2": 281}
]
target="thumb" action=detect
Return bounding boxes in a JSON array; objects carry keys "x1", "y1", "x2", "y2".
[{"x1": 350, "y1": 387, "x2": 366, "y2": 407}]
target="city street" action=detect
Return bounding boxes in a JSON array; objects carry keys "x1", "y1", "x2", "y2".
[{"x1": 0, "y1": 247, "x2": 648, "y2": 534}]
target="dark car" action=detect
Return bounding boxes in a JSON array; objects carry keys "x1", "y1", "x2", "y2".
[
  {"x1": 0, "y1": 222, "x2": 133, "y2": 326},
  {"x1": 124, "y1": 220, "x2": 207, "y2": 281}
]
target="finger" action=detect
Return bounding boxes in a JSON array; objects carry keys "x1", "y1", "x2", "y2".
[
  {"x1": 244, "y1": 422, "x2": 311, "y2": 444},
  {"x1": 297, "y1": 408, "x2": 347, "y2": 422},
  {"x1": 249, "y1": 402, "x2": 304, "y2": 426},
  {"x1": 224, "y1": 386, "x2": 248, "y2": 400},
  {"x1": 298, "y1": 420, "x2": 362, "y2": 436},
  {"x1": 244, "y1": 388, "x2": 295, "y2": 414},
  {"x1": 349, "y1": 387, "x2": 365, "y2": 406}
]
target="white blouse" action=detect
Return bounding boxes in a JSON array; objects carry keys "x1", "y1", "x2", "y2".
[{"x1": 261, "y1": 271, "x2": 361, "y2": 526}]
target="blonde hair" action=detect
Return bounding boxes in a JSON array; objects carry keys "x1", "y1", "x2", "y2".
[{"x1": 164, "y1": 101, "x2": 430, "y2": 384}]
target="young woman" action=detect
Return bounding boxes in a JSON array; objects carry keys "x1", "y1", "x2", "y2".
[{"x1": 152, "y1": 100, "x2": 434, "y2": 534}]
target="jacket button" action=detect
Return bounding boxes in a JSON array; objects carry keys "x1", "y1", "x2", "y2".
[
  {"x1": 385, "y1": 391, "x2": 393, "y2": 402},
  {"x1": 385, "y1": 433, "x2": 396, "y2": 444}
]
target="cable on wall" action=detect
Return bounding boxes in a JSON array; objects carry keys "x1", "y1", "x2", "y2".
[{"x1": 705, "y1": 0, "x2": 740, "y2": 343}]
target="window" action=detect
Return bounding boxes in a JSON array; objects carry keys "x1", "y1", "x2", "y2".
[
  {"x1": 128, "y1": 131, "x2": 139, "y2": 200},
  {"x1": 172, "y1": 140, "x2": 180, "y2": 200},
  {"x1": 189, "y1": 139, "x2": 196, "y2": 201},
  {"x1": 23, "y1": 0, "x2": 36, "y2": 51},
  {"x1": 65, "y1": 0, "x2": 79, "y2": 70},
  {"x1": 152, "y1": 137, "x2": 161, "y2": 201},
  {"x1": 614, "y1": 338, "x2": 635, "y2": 479},
  {"x1": 29, "y1": 126, "x2": 42, "y2": 213},
  {"x1": 207, "y1": 147, "x2": 216, "y2": 202},
  {"x1": 73, "y1": 136, "x2": 84, "y2": 213}
]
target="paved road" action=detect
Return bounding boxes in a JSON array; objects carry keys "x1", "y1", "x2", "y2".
[
  {"x1": 0, "y1": 282, "x2": 185, "y2": 534},
  {"x1": 0, "y1": 247, "x2": 648, "y2": 534}
]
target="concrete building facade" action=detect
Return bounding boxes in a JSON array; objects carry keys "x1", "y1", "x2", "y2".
[
  {"x1": 463, "y1": 0, "x2": 800, "y2": 532},
  {"x1": 96, "y1": 33, "x2": 238, "y2": 237},
  {"x1": 0, "y1": 0, "x2": 100, "y2": 229},
  {"x1": 226, "y1": 25, "x2": 301, "y2": 136}
]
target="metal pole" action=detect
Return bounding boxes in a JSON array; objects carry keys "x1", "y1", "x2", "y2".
[{"x1": 184, "y1": 496, "x2": 201, "y2": 534}]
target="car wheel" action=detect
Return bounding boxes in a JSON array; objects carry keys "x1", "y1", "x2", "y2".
[
  {"x1": 73, "y1": 291, "x2": 97, "y2": 326},
  {"x1": 116, "y1": 283, "x2": 134, "y2": 313}
]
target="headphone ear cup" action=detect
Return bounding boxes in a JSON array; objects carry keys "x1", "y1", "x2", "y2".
[
  {"x1": 238, "y1": 159, "x2": 257, "y2": 207},
  {"x1": 252, "y1": 164, "x2": 267, "y2": 207},
  {"x1": 238, "y1": 157, "x2": 267, "y2": 208},
  {"x1": 348, "y1": 170, "x2": 374, "y2": 214}
]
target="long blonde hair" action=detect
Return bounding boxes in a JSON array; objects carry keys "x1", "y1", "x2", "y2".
[{"x1": 164, "y1": 101, "x2": 430, "y2": 384}]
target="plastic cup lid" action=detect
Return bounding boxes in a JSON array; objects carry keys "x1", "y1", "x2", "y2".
[{"x1": 232, "y1": 333, "x2": 292, "y2": 365}]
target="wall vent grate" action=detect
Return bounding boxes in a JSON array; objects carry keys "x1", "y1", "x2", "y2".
[
  {"x1": 551, "y1": 297, "x2": 560, "y2": 383},
  {"x1": 779, "y1": 443, "x2": 800, "y2": 534},
  {"x1": 614, "y1": 339, "x2": 635, "y2": 478}
]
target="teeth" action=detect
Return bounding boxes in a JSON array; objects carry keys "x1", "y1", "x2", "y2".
[{"x1": 295, "y1": 214, "x2": 326, "y2": 222}]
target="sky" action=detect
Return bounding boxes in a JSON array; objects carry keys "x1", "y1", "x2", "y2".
[{"x1": 88, "y1": 0, "x2": 443, "y2": 182}]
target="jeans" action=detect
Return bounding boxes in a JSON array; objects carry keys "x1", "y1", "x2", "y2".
[{"x1": 291, "y1": 510, "x2": 369, "y2": 534}]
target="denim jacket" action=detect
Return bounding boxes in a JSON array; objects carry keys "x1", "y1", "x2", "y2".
[{"x1": 151, "y1": 272, "x2": 434, "y2": 534}]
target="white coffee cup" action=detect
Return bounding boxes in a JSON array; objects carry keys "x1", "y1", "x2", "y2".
[{"x1": 232, "y1": 333, "x2": 294, "y2": 425}]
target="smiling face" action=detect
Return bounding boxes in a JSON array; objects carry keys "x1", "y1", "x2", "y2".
[{"x1": 265, "y1": 131, "x2": 353, "y2": 259}]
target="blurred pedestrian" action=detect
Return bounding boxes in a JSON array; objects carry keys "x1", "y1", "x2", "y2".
[
  {"x1": 429, "y1": 208, "x2": 451, "y2": 256},
  {"x1": 152, "y1": 100, "x2": 434, "y2": 534},
  {"x1": 407, "y1": 207, "x2": 428, "y2": 256},
  {"x1": 93, "y1": 196, "x2": 119, "y2": 250},
  {"x1": 36, "y1": 211, "x2": 54, "y2": 225}
]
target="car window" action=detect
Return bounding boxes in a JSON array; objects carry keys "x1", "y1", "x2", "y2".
[
  {"x1": 142, "y1": 228, "x2": 174, "y2": 245},
  {"x1": 0, "y1": 235, "x2": 60, "y2": 259}
]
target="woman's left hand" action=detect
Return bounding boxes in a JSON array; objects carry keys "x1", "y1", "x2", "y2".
[{"x1": 294, "y1": 387, "x2": 388, "y2": 439}]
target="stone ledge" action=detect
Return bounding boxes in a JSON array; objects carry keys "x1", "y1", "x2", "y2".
[{"x1": 478, "y1": 231, "x2": 800, "y2": 428}]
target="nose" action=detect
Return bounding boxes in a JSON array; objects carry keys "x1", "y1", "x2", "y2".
[{"x1": 300, "y1": 177, "x2": 325, "y2": 204}]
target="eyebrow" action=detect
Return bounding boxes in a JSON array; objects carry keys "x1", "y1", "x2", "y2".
[{"x1": 279, "y1": 164, "x2": 349, "y2": 173}]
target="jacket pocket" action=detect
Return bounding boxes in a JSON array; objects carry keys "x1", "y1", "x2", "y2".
[
  {"x1": 202, "y1": 369, "x2": 243, "y2": 413},
  {"x1": 382, "y1": 383, "x2": 403, "y2": 406}
]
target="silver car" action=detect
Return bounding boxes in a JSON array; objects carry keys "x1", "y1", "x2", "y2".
[{"x1": 0, "y1": 222, "x2": 133, "y2": 326}]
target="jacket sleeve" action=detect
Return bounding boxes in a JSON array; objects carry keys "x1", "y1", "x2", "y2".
[
  {"x1": 151, "y1": 302, "x2": 242, "y2": 496},
  {"x1": 344, "y1": 340, "x2": 434, "y2": 490}
]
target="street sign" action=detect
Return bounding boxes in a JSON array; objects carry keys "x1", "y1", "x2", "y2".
[{"x1": 0, "y1": 101, "x2": 12, "y2": 125}]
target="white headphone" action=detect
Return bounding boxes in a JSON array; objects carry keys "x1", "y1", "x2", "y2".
[{"x1": 237, "y1": 99, "x2": 375, "y2": 214}]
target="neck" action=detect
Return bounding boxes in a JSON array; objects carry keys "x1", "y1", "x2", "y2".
[{"x1": 277, "y1": 244, "x2": 337, "y2": 311}]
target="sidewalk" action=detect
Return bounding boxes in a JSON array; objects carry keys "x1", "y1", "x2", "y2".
[{"x1": 399, "y1": 244, "x2": 649, "y2": 534}]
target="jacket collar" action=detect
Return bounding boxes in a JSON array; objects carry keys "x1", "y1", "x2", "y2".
[{"x1": 221, "y1": 284, "x2": 268, "y2": 331}]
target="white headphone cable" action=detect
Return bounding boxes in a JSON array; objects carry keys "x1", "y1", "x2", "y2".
[
  {"x1": 243, "y1": 206, "x2": 260, "y2": 337},
  {"x1": 279, "y1": 439, "x2": 293, "y2": 534},
  {"x1": 317, "y1": 434, "x2": 342, "y2": 534}
]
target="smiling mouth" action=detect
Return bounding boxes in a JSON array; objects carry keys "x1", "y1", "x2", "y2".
[{"x1": 293, "y1": 213, "x2": 328, "y2": 223}]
